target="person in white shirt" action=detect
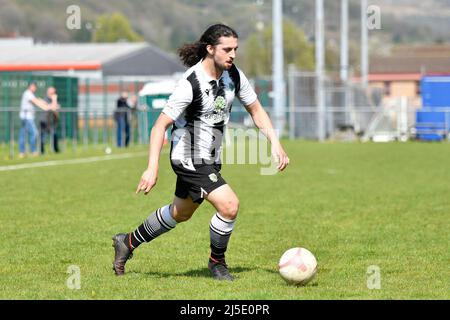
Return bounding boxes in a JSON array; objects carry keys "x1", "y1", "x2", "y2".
[
  {"x1": 112, "y1": 24, "x2": 290, "y2": 281},
  {"x1": 18, "y1": 82, "x2": 53, "y2": 158}
]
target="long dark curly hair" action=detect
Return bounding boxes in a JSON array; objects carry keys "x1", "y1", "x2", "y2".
[{"x1": 178, "y1": 24, "x2": 238, "y2": 67}]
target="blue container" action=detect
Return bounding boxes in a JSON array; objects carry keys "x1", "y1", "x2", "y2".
[
  {"x1": 421, "y1": 76, "x2": 450, "y2": 108},
  {"x1": 415, "y1": 110, "x2": 448, "y2": 141}
]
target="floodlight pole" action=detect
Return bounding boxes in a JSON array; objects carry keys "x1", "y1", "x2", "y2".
[
  {"x1": 272, "y1": 0, "x2": 285, "y2": 137},
  {"x1": 316, "y1": 0, "x2": 326, "y2": 142},
  {"x1": 341, "y1": 0, "x2": 350, "y2": 125},
  {"x1": 361, "y1": 0, "x2": 369, "y2": 87},
  {"x1": 340, "y1": 0, "x2": 349, "y2": 83}
]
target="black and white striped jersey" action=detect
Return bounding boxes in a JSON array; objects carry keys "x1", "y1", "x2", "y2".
[{"x1": 162, "y1": 60, "x2": 257, "y2": 164}]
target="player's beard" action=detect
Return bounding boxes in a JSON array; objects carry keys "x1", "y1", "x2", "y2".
[{"x1": 214, "y1": 59, "x2": 232, "y2": 71}]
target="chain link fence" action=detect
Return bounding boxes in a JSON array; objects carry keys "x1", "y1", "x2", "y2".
[
  {"x1": 1, "y1": 70, "x2": 450, "y2": 159},
  {"x1": 287, "y1": 69, "x2": 379, "y2": 140}
]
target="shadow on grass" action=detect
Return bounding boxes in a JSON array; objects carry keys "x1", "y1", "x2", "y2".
[
  {"x1": 259, "y1": 267, "x2": 320, "y2": 287},
  {"x1": 128, "y1": 266, "x2": 252, "y2": 279}
]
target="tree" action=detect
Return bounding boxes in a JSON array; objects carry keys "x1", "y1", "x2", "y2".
[
  {"x1": 93, "y1": 12, "x2": 143, "y2": 43},
  {"x1": 244, "y1": 20, "x2": 315, "y2": 77},
  {"x1": 71, "y1": 21, "x2": 94, "y2": 42}
]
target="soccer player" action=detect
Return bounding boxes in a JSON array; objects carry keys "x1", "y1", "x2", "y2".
[{"x1": 112, "y1": 24, "x2": 289, "y2": 281}]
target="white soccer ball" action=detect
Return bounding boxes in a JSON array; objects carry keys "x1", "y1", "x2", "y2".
[
  {"x1": 278, "y1": 247, "x2": 317, "y2": 285},
  {"x1": 105, "y1": 147, "x2": 112, "y2": 154}
]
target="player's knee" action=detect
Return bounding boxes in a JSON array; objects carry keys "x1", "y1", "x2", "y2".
[
  {"x1": 220, "y1": 199, "x2": 239, "y2": 220},
  {"x1": 172, "y1": 210, "x2": 193, "y2": 223},
  {"x1": 174, "y1": 214, "x2": 192, "y2": 223},
  {"x1": 171, "y1": 206, "x2": 195, "y2": 223}
]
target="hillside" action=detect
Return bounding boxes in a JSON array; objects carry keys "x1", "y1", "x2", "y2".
[
  {"x1": 1, "y1": 0, "x2": 449, "y2": 49},
  {"x1": 1, "y1": 0, "x2": 449, "y2": 75}
]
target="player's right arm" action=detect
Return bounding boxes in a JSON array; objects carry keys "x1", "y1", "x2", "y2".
[
  {"x1": 136, "y1": 113, "x2": 174, "y2": 195},
  {"x1": 136, "y1": 77, "x2": 193, "y2": 195}
]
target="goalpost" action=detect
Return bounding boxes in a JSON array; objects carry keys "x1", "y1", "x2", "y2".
[{"x1": 361, "y1": 96, "x2": 410, "y2": 142}]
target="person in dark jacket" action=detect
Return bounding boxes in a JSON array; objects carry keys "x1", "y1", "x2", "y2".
[
  {"x1": 39, "y1": 86, "x2": 60, "y2": 154},
  {"x1": 115, "y1": 92, "x2": 134, "y2": 148}
]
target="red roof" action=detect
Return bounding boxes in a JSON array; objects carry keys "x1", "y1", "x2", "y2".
[{"x1": 0, "y1": 61, "x2": 102, "y2": 71}]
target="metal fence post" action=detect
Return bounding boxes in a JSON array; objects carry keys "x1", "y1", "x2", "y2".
[
  {"x1": 9, "y1": 110, "x2": 14, "y2": 159},
  {"x1": 103, "y1": 77, "x2": 108, "y2": 145},
  {"x1": 3, "y1": 73, "x2": 10, "y2": 146},
  {"x1": 94, "y1": 109, "x2": 98, "y2": 147},
  {"x1": 61, "y1": 109, "x2": 66, "y2": 152},
  {"x1": 84, "y1": 78, "x2": 90, "y2": 149},
  {"x1": 288, "y1": 64, "x2": 296, "y2": 140},
  {"x1": 68, "y1": 77, "x2": 77, "y2": 152}
]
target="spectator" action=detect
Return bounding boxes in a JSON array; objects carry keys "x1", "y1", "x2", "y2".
[
  {"x1": 39, "y1": 86, "x2": 60, "y2": 154},
  {"x1": 114, "y1": 92, "x2": 136, "y2": 148},
  {"x1": 18, "y1": 82, "x2": 52, "y2": 158}
]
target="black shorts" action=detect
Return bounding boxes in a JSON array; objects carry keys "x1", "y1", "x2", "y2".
[{"x1": 171, "y1": 159, "x2": 226, "y2": 204}]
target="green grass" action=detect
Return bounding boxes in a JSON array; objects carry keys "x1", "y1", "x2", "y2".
[{"x1": 0, "y1": 141, "x2": 449, "y2": 300}]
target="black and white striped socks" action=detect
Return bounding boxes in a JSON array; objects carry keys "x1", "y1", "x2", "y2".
[
  {"x1": 209, "y1": 212, "x2": 236, "y2": 261},
  {"x1": 124, "y1": 206, "x2": 236, "y2": 261},
  {"x1": 126, "y1": 204, "x2": 177, "y2": 250}
]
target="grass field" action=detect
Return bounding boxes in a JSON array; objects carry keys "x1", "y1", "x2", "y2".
[{"x1": 0, "y1": 140, "x2": 449, "y2": 300}]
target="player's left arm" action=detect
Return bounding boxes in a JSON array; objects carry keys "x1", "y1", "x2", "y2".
[{"x1": 245, "y1": 99, "x2": 290, "y2": 171}]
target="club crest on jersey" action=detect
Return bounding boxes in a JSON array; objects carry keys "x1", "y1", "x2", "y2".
[{"x1": 214, "y1": 96, "x2": 226, "y2": 113}]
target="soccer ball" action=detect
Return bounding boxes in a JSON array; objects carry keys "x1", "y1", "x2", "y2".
[
  {"x1": 278, "y1": 247, "x2": 317, "y2": 285},
  {"x1": 105, "y1": 147, "x2": 112, "y2": 154}
]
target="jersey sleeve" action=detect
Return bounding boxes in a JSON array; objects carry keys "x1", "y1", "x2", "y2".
[
  {"x1": 236, "y1": 69, "x2": 258, "y2": 107},
  {"x1": 162, "y1": 78, "x2": 193, "y2": 121}
]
